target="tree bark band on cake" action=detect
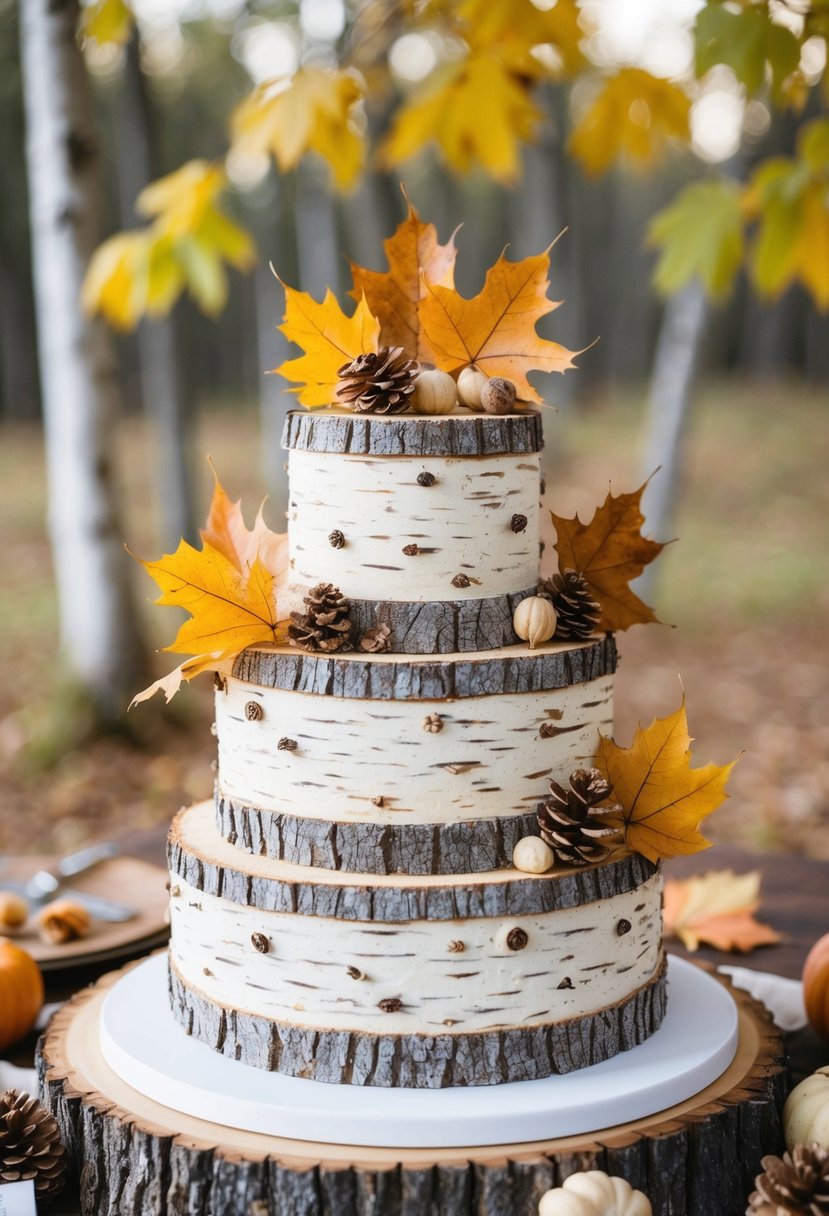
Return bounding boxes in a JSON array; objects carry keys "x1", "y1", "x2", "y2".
[
  {"x1": 167, "y1": 955, "x2": 668, "y2": 1088},
  {"x1": 231, "y1": 634, "x2": 618, "y2": 697},
  {"x1": 170, "y1": 809, "x2": 658, "y2": 916},
  {"x1": 282, "y1": 410, "x2": 544, "y2": 457}
]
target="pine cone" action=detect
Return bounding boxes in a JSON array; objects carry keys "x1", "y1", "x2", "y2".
[
  {"x1": 539, "y1": 570, "x2": 601, "y2": 641},
  {"x1": 0, "y1": 1089, "x2": 66, "y2": 1198},
  {"x1": 288, "y1": 583, "x2": 353, "y2": 653},
  {"x1": 537, "y1": 767, "x2": 620, "y2": 866},
  {"x1": 747, "y1": 1144, "x2": 829, "y2": 1214},
  {"x1": 336, "y1": 347, "x2": 418, "y2": 414}
]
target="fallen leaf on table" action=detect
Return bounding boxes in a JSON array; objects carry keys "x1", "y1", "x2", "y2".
[
  {"x1": 348, "y1": 194, "x2": 457, "y2": 361},
  {"x1": 551, "y1": 478, "x2": 666, "y2": 631},
  {"x1": 595, "y1": 696, "x2": 737, "y2": 864},
  {"x1": 664, "y1": 870, "x2": 782, "y2": 953},
  {"x1": 417, "y1": 247, "x2": 578, "y2": 402}
]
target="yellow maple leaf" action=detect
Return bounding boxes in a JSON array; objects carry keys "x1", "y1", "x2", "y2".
[
  {"x1": 348, "y1": 195, "x2": 457, "y2": 360},
  {"x1": 551, "y1": 479, "x2": 666, "y2": 631},
  {"x1": 417, "y1": 249, "x2": 577, "y2": 402},
  {"x1": 382, "y1": 53, "x2": 540, "y2": 184},
  {"x1": 80, "y1": 0, "x2": 134, "y2": 46},
  {"x1": 275, "y1": 284, "x2": 381, "y2": 408},
  {"x1": 663, "y1": 870, "x2": 781, "y2": 953},
  {"x1": 131, "y1": 469, "x2": 286, "y2": 704},
  {"x1": 81, "y1": 231, "x2": 149, "y2": 331},
  {"x1": 231, "y1": 68, "x2": 365, "y2": 191},
  {"x1": 458, "y1": 0, "x2": 586, "y2": 78},
  {"x1": 569, "y1": 68, "x2": 691, "y2": 177},
  {"x1": 595, "y1": 698, "x2": 737, "y2": 864}
]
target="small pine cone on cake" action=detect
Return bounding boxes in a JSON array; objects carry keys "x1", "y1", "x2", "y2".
[
  {"x1": 539, "y1": 569, "x2": 601, "y2": 640},
  {"x1": 747, "y1": 1143, "x2": 829, "y2": 1214},
  {"x1": 537, "y1": 767, "x2": 620, "y2": 866},
  {"x1": 288, "y1": 583, "x2": 353, "y2": 653},
  {"x1": 0, "y1": 1089, "x2": 66, "y2": 1198},
  {"x1": 336, "y1": 347, "x2": 418, "y2": 414}
]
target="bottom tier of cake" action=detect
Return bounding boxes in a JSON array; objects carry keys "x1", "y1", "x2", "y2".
[
  {"x1": 167, "y1": 802, "x2": 667, "y2": 1087},
  {"x1": 37, "y1": 959, "x2": 787, "y2": 1216}
]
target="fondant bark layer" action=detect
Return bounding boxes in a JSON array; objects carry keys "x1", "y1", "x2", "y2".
[{"x1": 167, "y1": 955, "x2": 668, "y2": 1087}]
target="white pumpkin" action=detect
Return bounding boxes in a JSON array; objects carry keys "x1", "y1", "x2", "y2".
[
  {"x1": 457, "y1": 365, "x2": 487, "y2": 410},
  {"x1": 539, "y1": 1171, "x2": 652, "y2": 1216},
  {"x1": 783, "y1": 1064, "x2": 829, "y2": 1150},
  {"x1": 410, "y1": 369, "x2": 457, "y2": 415},
  {"x1": 513, "y1": 596, "x2": 557, "y2": 649},
  {"x1": 513, "y1": 836, "x2": 554, "y2": 874}
]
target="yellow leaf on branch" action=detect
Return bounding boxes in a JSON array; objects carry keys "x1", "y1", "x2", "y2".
[
  {"x1": 83, "y1": 161, "x2": 255, "y2": 328},
  {"x1": 595, "y1": 698, "x2": 737, "y2": 865},
  {"x1": 275, "y1": 285, "x2": 380, "y2": 408},
  {"x1": 569, "y1": 68, "x2": 690, "y2": 177},
  {"x1": 231, "y1": 68, "x2": 365, "y2": 190},
  {"x1": 382, "y1": 53, "x2": 541, "y2": 184},
  {"x1": 664, "y1": 870, "x2": 781, "y2": 953},
  {"x1": 457, "y1": 0, "x2": 586, "y2": 77},
  {"x1": 417, "y1": 248, "x2": 578, "y2": 402},
  {"x1": 551, "y1": 480, "x2": 666, "y2": 630},
  {"x1": 80, "y1": 0, "x2": 134, "y2": 47},
  {"x1": 131, "y1": 469, "x2": 286, "y2": 705},
  {"x1": 348, "y1": 195, "x2": 457, "y2": 359}
]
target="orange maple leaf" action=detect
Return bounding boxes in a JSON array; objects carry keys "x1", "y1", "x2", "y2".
[
  {"x1": 663, "y1": 870, "x2": 781, "y2": 953},
  {"x1": 417, "y1": 248, "x2": 578, "y2": 403},
  {"x1": 595, "y1": 697, "x2": 737, "y2": 864},
  {"x1": 131, "y1": 468, "x2": 287, "y2": 705},
  {"x1": 348, "y1": 195, "x2": 457, "y2": 361},
  {"x1": 551, "y1": 479, "x2": 666, "y2": 631},
  {"x1": 274, "y1": 282, "x2": 380, "y2": 408}
]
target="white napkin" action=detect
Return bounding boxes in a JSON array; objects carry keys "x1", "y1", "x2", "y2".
[{"x1": 719, "y1": 965, "x2": 808, "y2": 1032}]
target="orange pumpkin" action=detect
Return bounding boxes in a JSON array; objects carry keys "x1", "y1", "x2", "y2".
[
  {"x1": 803, "y1": 932, "x2": 829, "y2": 1041},
  {"x1": 0, "y1": 937, "x2": 44, "y2": 1052}
]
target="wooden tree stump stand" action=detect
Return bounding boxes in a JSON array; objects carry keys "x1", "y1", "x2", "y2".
[{"x1": 38, "y1": 958, "x2": 786, "y2": 1216}]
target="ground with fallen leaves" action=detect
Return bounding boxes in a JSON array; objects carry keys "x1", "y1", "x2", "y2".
[{"x1": 1, "y1": 379, "x2": 827, "y2": 857}]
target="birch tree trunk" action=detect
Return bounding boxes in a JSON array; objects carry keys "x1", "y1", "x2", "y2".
[
  {"x1": 637, "y1": 280, "x2": 708, "y2": 603},
  {"x1": 19, "y1": 0, "x2": 147, "y2": 721}
]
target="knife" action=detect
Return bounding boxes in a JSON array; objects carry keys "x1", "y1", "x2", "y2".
[{"x1": 0, "y1": 842, "x2": 135, "y2": 923}]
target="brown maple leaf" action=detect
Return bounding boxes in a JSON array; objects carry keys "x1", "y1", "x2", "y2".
[
  {"x1": 417, "y1": 247, "x2": 578, "y2": 402},
  {"x1": 348, "y1": 194, "x2": 457, "y2": 360},
  {"x1": 551, "y1": 478, "x2": 666, "y2": 631}
]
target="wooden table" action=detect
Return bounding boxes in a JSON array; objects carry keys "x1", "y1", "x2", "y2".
[{"x1": 9, "y1": 827, "x2": 829, "y2": 1215}]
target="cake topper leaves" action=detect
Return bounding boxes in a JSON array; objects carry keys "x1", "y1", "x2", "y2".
[
  {"x1": 594, "y1": 697, "x2": 737, "y2": 864},
  {"x1": 274, "y1": 282, "x2": 381, "y2": 407},
  {"x1": 550, "y1": 478, "x2": 666, "y2": 631},
  {"x1": 348, "y1": 194, "x2": 457, "y2": 360},
  {"x1": 130, "y1": 469, "x2": 286, "y2": 705},
  {"x1": 663, "y1": 870, "x2": 781, "y2": 953},
  {"x1": 417, "y1": 248, "x2": 578, "y2": 402}
]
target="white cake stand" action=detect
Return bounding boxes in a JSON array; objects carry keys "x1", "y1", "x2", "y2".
[{"x1": 98, "y1": 952, "x2": 737, "y2": 1150}]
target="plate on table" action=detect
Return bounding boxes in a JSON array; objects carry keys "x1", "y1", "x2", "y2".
[{"x1": 0, "y1": 855, "x2": 169, "y2": 971}]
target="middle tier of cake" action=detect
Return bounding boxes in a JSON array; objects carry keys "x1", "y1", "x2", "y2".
[
  {"x1": 168, "y1": 802, "x2": 666, "y2": 1089},
  {"x1": 216, "y1": 636, "x2": 616, "y2": 875}
]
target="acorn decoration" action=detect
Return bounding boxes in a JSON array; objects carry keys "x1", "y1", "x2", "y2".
[
  {"x1": 0, "y1": 1089, "x2": 66, "y2": 1198},
  {"x1": 410, "y1": 369, "x2": 457, "y2": 415},
  {"x1": 480, "y1": 376, "x2": 517, "y2": 414},
  {"x1": 335, "y1": 347, "x2": 418, "y2": 415},
  {"x1": 457, "y1": 365, "x2": 487, "y2": 410},
  {"x1": 513, "y1": 596, "x2": 557, "y2": 648}
]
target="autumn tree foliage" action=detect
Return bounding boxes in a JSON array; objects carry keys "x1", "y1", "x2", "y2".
[{"x1": 80, "y1": 0, "x2": 829, "y2": 325}]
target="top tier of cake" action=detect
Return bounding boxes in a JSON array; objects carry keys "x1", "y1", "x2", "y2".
[{"x1": 283, "y1": 409, "x2": 543, "y2": 655}]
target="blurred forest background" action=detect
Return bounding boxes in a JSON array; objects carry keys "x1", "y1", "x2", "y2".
[{"x1": 1, "y1": 0, "x2": 827, "y2": 858}]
